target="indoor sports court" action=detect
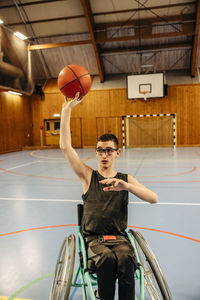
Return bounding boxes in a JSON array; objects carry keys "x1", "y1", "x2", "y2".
[{"x1": 0, "y1": 1, "x2": 200, "y2": 300}]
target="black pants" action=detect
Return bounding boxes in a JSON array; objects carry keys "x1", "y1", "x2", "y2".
[{"x1": 87, "y1": 236, "x2": 135, "y2": 300}]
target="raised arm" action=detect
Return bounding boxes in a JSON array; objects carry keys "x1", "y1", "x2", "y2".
[{"x1": 60, "y1": 93, "x2": 92, "y2": 191}]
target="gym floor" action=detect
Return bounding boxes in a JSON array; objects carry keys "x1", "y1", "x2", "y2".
[{"x1": 0, "y1": 147, "x2": 200, "y2": 300}]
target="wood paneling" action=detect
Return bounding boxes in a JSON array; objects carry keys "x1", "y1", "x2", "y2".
[
  {"x1": 1, "y1": 80, "x2": 200, "y2": 154},
  {"x1": 97, "y1": 117, "x2": 123, "y2": 147},
  {"x1": 71, "y1": 118, "x2": 82, "y2": 148},
  {"x1": 30, "y1": 80, "x2": 200, "y2": 148},
  {"x1": 0, "y1": 91, "x2": 33, "y2": 154}
]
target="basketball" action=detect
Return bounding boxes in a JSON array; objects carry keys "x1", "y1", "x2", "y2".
[{"x1": 57, "y1": 64, "x2": 92, "y2": 99}]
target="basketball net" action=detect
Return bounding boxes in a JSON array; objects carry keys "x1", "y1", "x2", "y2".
[{"x1": 140, "y1": 91, "x2": 149, "y2": 101}]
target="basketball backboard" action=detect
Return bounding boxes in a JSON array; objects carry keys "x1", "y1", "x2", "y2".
[{"x1": 127, "y1": 73, "x2": 164, "y2": 100}]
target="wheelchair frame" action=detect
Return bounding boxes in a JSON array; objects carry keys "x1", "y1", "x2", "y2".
[{"x1": 49, "y1": 204, "x2": 172, "y2": 300}]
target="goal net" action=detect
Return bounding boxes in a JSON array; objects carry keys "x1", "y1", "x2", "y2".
[{"x1": 123, "y1": 114, "x2": 176, "y2": 148}]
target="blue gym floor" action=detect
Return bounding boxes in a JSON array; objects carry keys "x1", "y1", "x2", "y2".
[{"x1": 0, "y1": 147, "x2": 200, "y2": 300}]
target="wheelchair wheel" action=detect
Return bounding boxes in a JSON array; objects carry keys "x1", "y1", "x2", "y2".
[
  {"x1": 129, "y1": 230, "x2": 172, "y2": 300},
  {"x1": 49, "y1": 234, "x2": 76, "y2": 300}
]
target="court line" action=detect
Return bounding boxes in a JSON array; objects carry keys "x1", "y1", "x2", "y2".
[
  {"x1": 7, "y1": 273, "x2": 53, "y2": 300},
  {"x1": 142, "y1": 180, "x2": 200, "y2": 183},
  {"x1": 0, "y1": 161, "x2": 40, "y2": 174},
  {"x1": 0, "y1": 153, "x2": 23, "y2": 162},
  {"x1": 0, "y1": 297, "x2": 32, "y2": 300},
  {"x1": 0, "y1": 197, "x2": 200, "y2": 206},
  {"x1": 0, "y1": 167, "x2": 79, "y2": 181},
  {"x1": 0, "y1": 164, "x2": 200, "y2": 182},
  {"x1": 30, "y1": 150, "x2": 65, "y2": 160},
  {"x1": 30, "y1": 151, "x2": 94, "y2": 162},
  {"x1": 0, "y1": 197, "x2": 81, "y2": 202},
  {"x1": 0, "y1": 155, "x2": 199, "y2": 180},
  {"x1": 0, "y1": 224, "x2": 77, "y2": 237},
  {"x1": 4, "y1": 224, "x2": 200, "y2": 299},
  {"x1": 136, "y1": 166, "x2": 197, "y2": 177},
  {"x1": 0, "y1": 223, "x2": 200, "y2": 243},
  {"x1": 128, "y1": 225, "x2": 200, "y2": 243}
]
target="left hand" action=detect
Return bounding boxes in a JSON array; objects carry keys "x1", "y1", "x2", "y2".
[{"x1": 99, "y1": 178, "x2": 128, "y2": 191}]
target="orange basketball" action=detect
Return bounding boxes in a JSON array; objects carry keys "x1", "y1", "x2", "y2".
[{"x1": 57, "y1": 64, "x2": 92, "y2": 99}]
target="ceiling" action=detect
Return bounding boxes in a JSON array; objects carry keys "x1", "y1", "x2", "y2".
[{"x1": 0, "y1": 0, "x2": 200, "y2": 94}]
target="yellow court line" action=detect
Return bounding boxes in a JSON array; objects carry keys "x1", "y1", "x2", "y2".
[{"x1": 0, "y1": 297, "x2": 32, "y2": 300}]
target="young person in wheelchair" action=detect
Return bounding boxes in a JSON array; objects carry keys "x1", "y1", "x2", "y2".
[{"x1": 60, "y1": 93, "x2": 158, "y2": 300}]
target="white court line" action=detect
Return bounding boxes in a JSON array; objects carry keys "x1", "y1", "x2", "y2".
[
  {"x1": 0, "y1": 197, "x2": 200, "y2": 206},
  {"x1": 0, "y1": 161, "x2": 41, "y2": 173}
]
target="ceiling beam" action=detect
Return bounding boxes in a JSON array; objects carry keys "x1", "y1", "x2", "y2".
[
  {"x1": 191, "y1": 0, "x2": 200, "y2": 76},
  {"x1": 93, "y1": 2, "x2": 196, "y2": 17},
  {"x1": 28, "y1": 29, "x2": 194, "y2": 51},
  {"x1": 6, "y1": 15, "x2": 85, "y2": 27},
  {"x1": 4, "y1": 6, "x2": 195, "y2": 27},
  {"x1": 0, "y1": 0, "x2": 67, "y2": 9},
  {"x1": 101, "y1": 42, "x2": 192, "y2": 55},
  {"x1": 80, "y1": 0, "x2": 104, "y2": 82},
  {"x1": 7, "y1": 13, "x2": 195, "y2": 27},
  {"x1": 95, "y1": 14, "x2": 195, "y2": 30},
  {"x1": 28, "y1": 40, "x2": 92, "y2": 50},
  {"x1": 97, "y1": 27, "x2": 195, "y2": 44},
  {"x1": 0, "y1": 1, "x2": 195, "y2": 13},
  {"x1": 28, "y1": 40, "x2": 192, "y2": 53}
]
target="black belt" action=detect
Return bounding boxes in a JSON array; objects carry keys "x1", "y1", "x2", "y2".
[{"x1": 85, "y1": 235, "x2": 99, "y2": 243}]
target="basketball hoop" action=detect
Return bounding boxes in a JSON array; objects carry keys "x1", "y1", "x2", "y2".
[{"x1": 139, "y1": 83, "x2": 151, "y2": 101}]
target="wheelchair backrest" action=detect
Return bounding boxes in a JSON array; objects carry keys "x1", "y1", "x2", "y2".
[{"x1": 77, "y1": 204, "x2": 83, "y2": 226}]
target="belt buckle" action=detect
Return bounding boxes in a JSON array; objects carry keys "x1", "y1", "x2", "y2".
[{"x1": 98, "y1": 236, "x2": 104, "y2": 243}]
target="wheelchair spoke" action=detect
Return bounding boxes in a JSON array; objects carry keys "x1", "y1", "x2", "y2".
[
  {"x1": 128, "y1": 230, "x2": 172, "y2": 300},
  {"x1": 49, "y1": 235, "x2": 76, "y2": 300}
]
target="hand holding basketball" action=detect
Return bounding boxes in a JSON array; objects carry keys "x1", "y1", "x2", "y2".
[{"x1": 62, "y1": 92, "x2": 83, "y2": 112}]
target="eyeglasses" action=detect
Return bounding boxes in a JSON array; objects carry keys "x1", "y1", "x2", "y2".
[{"x1": 96, "y1": 147, "x2": 118, "y2": 155}]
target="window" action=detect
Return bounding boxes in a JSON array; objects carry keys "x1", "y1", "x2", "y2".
[
  {"x1": 54, "y1": 121, "x2": 60, "y2": 130},
  {"x1": 46, "y1": 122, "x2": 50, "y2": 131}
]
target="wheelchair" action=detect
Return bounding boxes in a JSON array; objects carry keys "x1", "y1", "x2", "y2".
[{"x1": 49, "y1": 204, "x2": 172, "y2": 300}]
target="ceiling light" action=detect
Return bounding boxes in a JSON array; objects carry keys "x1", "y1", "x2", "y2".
[
  {"x1": 141, "y1": 65, "x2": 153, "y2": 68},
  {"x1": 14, "y1": 31, "x2": 28, "y2": 40},
  {"x1": 8, "y1": 90, "x2": 22, "y2": 96},
  {"x1": 0, "y1": 20, "x2": 4, "y2": 24},
  {"x1": 142, "y1": 53, "x2": 154, "y2": 57},
  {"x1": 53, "y1": 113, "x2": 60, "y2": 117}
]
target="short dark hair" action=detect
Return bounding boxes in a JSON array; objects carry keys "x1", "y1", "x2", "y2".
[{"x1": 97, "y1": 134, "x2": 119, "y2": 148}]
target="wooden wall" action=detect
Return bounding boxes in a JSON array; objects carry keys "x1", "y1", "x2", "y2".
[
  {"x1": 0, "y1": 91, "x2": 33, "y2": 154},
  {"x1": 31, "y1": 80, "x2": 200, "y2": 148},
  {"x1": 1, "y1": 80, "x2": 200, "y2": 154}
]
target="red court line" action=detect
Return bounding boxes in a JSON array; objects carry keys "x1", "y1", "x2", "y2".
[
  {"x1": 128, "y1": 226, "x2": 200, "y2": 243},
  {"x1": 0, "y1": 167, "x2": 79, "y2": 181},
  {"x1": 136, "y1": 166, "x2": 197, "y2": 177},
  {"x1": 0, "y1": 165, "x2": 199, "y2": 182},
  {"x1": 0, "y1": 224, "x2": 200, "y2": 243},
  {"x1": 0, "y1": 224, "x2": 77, "y2": 237}
]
